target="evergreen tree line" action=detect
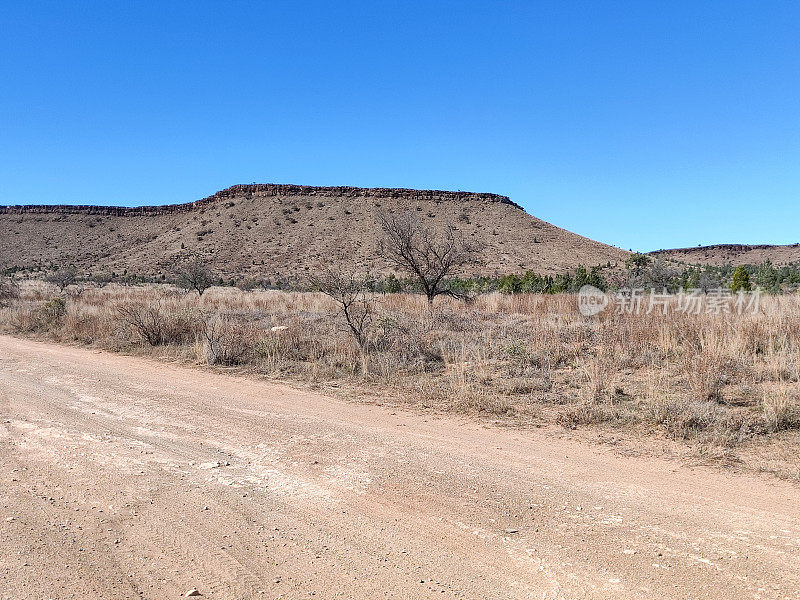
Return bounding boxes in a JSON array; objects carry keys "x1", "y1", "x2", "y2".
[
  {"x1": 370, "y1": 257, "x2": 800, "y2": 296},
  {"x1": 5, "y1": 256, "x2": 800, "y2": 296}
]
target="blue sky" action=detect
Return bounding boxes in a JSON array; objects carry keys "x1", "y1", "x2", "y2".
[{"x1": 2, "y1": 1, "x2": 798, "y2": 251}]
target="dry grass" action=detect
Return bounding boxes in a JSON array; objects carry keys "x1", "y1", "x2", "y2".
[{"x1": 3, "y1": 281, "x2": 800, "y2": 476}]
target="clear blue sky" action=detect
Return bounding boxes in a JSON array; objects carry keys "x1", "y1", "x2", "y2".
[{"x1": 2, "y1": 1, "x2": 799, "y2": 251}]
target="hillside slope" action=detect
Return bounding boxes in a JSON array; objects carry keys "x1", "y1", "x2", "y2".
[
  {"x1": 0, "y1": 184, "x2": 629, "y2": 279},
  {"x1": 651, "y1": 243, "x2": 800, "y2": 266}
]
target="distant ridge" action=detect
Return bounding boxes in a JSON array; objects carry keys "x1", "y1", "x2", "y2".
[{"x1": 651, "y1": 243, "x2": 800, "y2": 266}]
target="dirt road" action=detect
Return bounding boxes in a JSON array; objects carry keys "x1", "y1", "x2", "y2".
[{"x1": 1, "y1": 335, "x2": 798, "y2": 599}]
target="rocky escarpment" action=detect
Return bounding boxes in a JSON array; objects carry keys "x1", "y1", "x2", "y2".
[{"x1": 0, "y1": 184, "x2": 521, "y2": 216}]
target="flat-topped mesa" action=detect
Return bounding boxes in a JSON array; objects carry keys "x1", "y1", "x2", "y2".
[{"x1": 0, "y1": 184, "x2": 521, "y2": 216}]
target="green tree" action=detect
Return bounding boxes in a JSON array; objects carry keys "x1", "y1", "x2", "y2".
[
  {"x1": 552, "y1": 272, "x2": 573, "y2": 293},
  {"x1": 497, "y1": 274, "x2": 522, "y2": 294},
  {"x1": 520, "y1": 270, "x2": 548, "y2": 293},
  {"x1": 730, "y1": 265, "x2": 752, "y2": 293},
  {"x1": 383, "y1": 273, "x2": 403, "y2": 294},
  {"x1": 755, "y1": 259, "x2": 779, "y2": 293},
  {"x1": 625, "y1": 252, "x2": 651, "y2": 274},
  {"x1": 573, "y1": 265, "x2": 589, "y2": 289}
]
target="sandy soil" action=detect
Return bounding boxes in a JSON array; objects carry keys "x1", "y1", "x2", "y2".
[{"x1": 0, "y1": 335, "x2": 798, "y2": 599}]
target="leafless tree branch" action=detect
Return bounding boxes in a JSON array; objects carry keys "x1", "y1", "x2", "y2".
[{"x1": 377, "y1": 210, "x2": 480, "y2": 304}]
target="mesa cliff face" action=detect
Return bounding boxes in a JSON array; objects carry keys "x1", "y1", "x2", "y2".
[{"x1": 0, "y1": 184, "x2": 628, "y2": 278}]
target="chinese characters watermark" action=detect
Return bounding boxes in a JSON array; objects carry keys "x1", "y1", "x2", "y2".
[{"x1": 578, "y1": 285, "x2": 761, "y2": 317}]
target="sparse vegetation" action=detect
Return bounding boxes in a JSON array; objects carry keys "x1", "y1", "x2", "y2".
[
  {"x1": 2, "y1": 280, "x2": 800, "y2": 478},
  {"x1": 116, "y1": 295, "x2": 195, "y2": 346}
]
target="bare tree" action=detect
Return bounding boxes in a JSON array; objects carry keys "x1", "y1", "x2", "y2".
[
  {"x1": 174, "y1": 255, "x2": 216, "y2": 296},
  {"x1": 696, "y1": 271, "x2": 721, "y2": 293},
  {"x1": 612, "y1": 256, "x2": 678, "y2": 290},
  {"x1": 377, "y1": 211, "x2": 479, "y2": 305},
  {"x1": 640, "y1": 257, "x2": 680, "y2": 291},
  {"x1": 309, "y1": 268, "x2": 375, "y2": 349},
  {"x1": 45, "y1": 267, "x2": 77, "y2": 292}
]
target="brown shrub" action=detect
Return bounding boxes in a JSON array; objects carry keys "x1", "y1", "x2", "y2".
[
  {"x1": 201, "y1": 315, "x2": 258, "y2": 365},
  {"x1": 116, "y1": 298, "x2": 196, "y2": 346}
]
